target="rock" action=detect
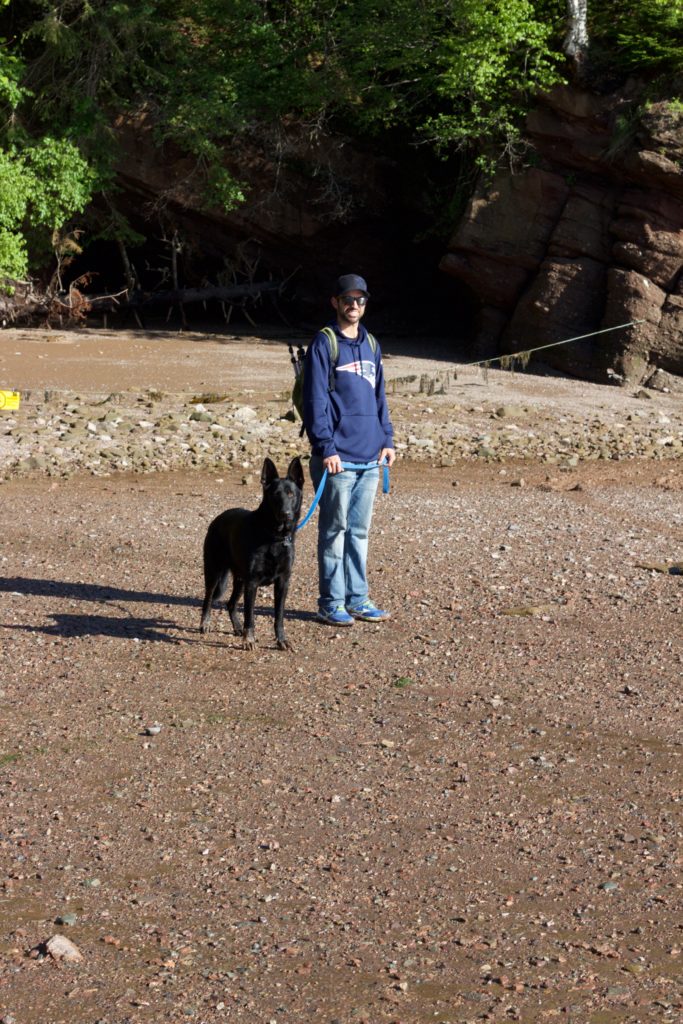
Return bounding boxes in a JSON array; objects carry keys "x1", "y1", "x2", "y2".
[
  {"x1": 494, "y1": 405, "x2": 524, "y2": 419},
  {"x1": 233, "y1": 406, "x2": 258, "y2": 422},
  {"x1": 55, "y1": 913, "x2": 78, "y2": 926},
  {"x1": 602, "y1": 268, "x2": 667, "y2": 382},
  {"x1": 503, "y1": 257, "x2": 608, "y2": 381},
  {"x1": 45, "y1": 934, "x2": 84, "y2": 962},
  {"x1": 548, "y1": 183, "x2": 615, "y2": 263},
  {"x1": 645, "y1": 366, "x2": 683, "y2": 393},
  {"x1": 441, "y1": 86, "x2": 683, "y2": 381}
]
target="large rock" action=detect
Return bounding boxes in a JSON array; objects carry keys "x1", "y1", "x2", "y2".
[
  {"x1": 610, "y1": 190, "x2": 683, "y2": 289},
  {"x1": 503, "y1": 257, "x2": 608, "y2": 379},
  {"x1": 440, "y1": 84, "x2": 683, "y2": 382},
  {"x1": 601, "y1": 268, "x2": 666, "y2": 381},
  {"x1": 547, "y1": 184, "x2": 615, "y2": 262},
  {"x1": 654, "y1": 294, "x2": 683, "y2": 372},
  {"x1": 440, "y1": 169, "x2": 568, "y2": 309}
]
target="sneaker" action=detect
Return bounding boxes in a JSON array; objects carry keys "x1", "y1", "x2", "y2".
[
  {"x1": 317, "y1": 605, "x2": 354, "y2": 627},
  {"x1": 347, "y1": 600, "x2": 391, "y2": 622}
]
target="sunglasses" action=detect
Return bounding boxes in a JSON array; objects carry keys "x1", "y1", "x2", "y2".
[{"x1": 339, "y1": 294, "x2": 367, "y2": 307}]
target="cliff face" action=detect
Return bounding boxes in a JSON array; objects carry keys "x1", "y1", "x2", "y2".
[{"x1": 440, "y1": 84, "x2": 683, "y2": 383}]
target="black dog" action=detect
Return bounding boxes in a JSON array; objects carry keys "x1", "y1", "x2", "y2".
[{"x1": 200, "y1": 456, "x2": 304, "y2": 650}]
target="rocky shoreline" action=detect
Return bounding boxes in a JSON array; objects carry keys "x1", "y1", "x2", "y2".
[{"x1": 2, "y1": 369, "x2": 682, "y2": 481}]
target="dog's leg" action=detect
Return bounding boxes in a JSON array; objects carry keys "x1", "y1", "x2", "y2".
[
  {"x1": 274, "y1": 575, "x2": 292, "y2": 651},
  {"x1": 226, "y1": 576, "x2": 244, "y2": 636},
  {"x1": 200, "y1": 568, "x2": 223, "y2": 634},
  {"x1": 242, "y1": 580, "x2": 258, "y2": 649}
]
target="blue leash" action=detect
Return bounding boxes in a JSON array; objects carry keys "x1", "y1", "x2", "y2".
[{"x1": 296, "y1": 459, "x2": 390, "y2": 532}]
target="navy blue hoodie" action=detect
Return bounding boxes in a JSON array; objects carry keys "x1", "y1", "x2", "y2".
[{"x1": 302, "y1": 321, "x2": 394, "y2": 463}]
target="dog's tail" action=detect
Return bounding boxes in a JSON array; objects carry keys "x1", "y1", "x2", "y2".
[{"x1": 213, "y1": 570, "x2": 230, "y2": 603}]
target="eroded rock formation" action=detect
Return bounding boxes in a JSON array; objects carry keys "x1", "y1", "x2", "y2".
[{"x1": 440, "y1": 84, "x2": 683, "y2": 383}]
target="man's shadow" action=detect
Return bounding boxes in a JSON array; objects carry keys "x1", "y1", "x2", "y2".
[{"x1": 0, "y1": 576, "x2": 197, "y2": 607}]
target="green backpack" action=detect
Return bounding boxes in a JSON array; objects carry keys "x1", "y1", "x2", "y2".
[{"x1": 291, "y1": 326, "x2": 377, "y2": 424}]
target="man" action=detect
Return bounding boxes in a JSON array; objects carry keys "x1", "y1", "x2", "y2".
[{"x1": 302, "y1": 273, "x2": 396, "y2": 626}]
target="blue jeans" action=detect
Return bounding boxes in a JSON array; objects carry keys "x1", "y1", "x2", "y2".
[{"x1": 310, "y1": 456, "x2": 379, "y2": 613}]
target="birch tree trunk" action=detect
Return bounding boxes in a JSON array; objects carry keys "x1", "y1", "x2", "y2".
[{"x1": 563, "y1": 0, "x2": 589, "y2": 67}]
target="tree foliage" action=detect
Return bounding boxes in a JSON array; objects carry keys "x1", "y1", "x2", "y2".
[
  {"x1": 590, "y1": 0, "x2": 683, "y2": 77},
  {"x1": 0, "y1": 0, "x2": 681, "y2": 280}
]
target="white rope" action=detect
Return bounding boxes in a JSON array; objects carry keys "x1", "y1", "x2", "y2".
[{"x1": 461, "y1": 320, "x2": 645, "y2": 370}]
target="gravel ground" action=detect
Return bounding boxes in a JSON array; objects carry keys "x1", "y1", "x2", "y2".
[{"x1": 0, "y1": 327, "x2": 682, "y2": 1024}]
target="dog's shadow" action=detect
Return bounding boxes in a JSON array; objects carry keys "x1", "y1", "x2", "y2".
[
  {"x1": 1, "y1": 576, "x2": 317, "y2": 642},
  {"x1": 7, "y1": 613, "x2": 181, "y2": 644}
]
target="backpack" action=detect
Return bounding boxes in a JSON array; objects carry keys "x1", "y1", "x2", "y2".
[{"x1": 290, "y1": 326, "x2": 377, "y2": 426}]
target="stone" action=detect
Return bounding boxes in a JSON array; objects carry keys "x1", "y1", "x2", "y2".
[
  {"x1": 651, "y1": 294, "x2": 683, "y2": 370},
  {"x1": 502, "y1": 257, "x2": 608, "y2": 380},
  {"x1": 55, "y1": 913, "x2": 78, "y2": 926},
  {"x1": 602, "y1": 268, "x2": 667, "y2": 381},
  {"x1": 548, "y1": 184, "x2": 615, "y2": 262},
  {"x1": 45, "y1": 934, "x2": 84, "y2": 962},
  {"x1": 645, "y1": 366, "x2": 683, "y2": 393},
  {"x1": 233, "y1": 406, "x2": 258, "y2": 422}
]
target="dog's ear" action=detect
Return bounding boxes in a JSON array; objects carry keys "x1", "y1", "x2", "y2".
[
  {"x1": 286, "y1": 456, "x2": 304, "y2": 491},
  {"x1": 261, "y1": 457, "x2": 279, "y2": 488}
]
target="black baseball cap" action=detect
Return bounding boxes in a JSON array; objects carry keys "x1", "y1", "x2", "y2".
[{"x1": 335, "y1": 273, "x2": 369, "y2": 296}]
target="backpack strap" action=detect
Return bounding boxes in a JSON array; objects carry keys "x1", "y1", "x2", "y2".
[
  {"x1": 321, "y1": 325, "x2": 375, "y2": 358},
  {"x1": 321, "y1": 326, "x2": 338, "y2": 362},
  {"x1": 321, "y1": 326, "x2": 338, "y2": 393}
]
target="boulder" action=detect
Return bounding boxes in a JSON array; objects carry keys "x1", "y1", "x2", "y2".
[
  {"x1": 653, "y1": 294, "x2": 683, "y2": 372},
  {"x1": 502, "y1": 257, "x2": 607, "y2": 379},
  {"x1": 601, "y1": 268, "x2": 667, "y2": 381},
  {"x1": 609, "y1": 191, "x2": 683, "y2": 289},
  {"x1": 547, "y1": 183, "x2": 615, "y2": 262},
  {"x1": 439, "y1": 251, "x2": 529, "y2": 310}
]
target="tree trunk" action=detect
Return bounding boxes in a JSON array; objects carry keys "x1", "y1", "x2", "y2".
[{"x1": 563, "y1": 0, "x2": 589, "y2": 66}]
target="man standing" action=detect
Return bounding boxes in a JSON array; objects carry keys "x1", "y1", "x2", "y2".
[{"x1": 303, "y1": 273, "x2": 396, "y2": 626}]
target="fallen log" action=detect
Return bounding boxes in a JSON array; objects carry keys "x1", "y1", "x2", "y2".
[
  {"x1": 128, "y1": 280, "x2": 281, "y2": 309},
  {"x1": 0, "y1": 279, "x2": 283, "y2": 325}
]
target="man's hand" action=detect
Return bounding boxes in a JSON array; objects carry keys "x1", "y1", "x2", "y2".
[
  {"x1": 380, "y1": 447, "x2": 396, "y2": 468},
  {"x1": 323, "y1": 454, "x2": 343, "y2": 474}
]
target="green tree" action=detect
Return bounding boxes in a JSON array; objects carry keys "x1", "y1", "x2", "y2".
[{"x1": 1, "y1": 0, "x2": 680, "y2": 283}]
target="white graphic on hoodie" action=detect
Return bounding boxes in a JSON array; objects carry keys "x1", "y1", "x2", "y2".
[{"x1": 336, "y1": 359, "x2": 376, "y2": 390}]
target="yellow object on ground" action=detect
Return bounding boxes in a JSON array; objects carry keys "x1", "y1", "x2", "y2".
[{"x1": 0, "y1": 390, "x2": 20, "y2": 410}]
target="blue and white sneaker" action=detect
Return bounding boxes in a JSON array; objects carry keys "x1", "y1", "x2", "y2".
[
  {"x1": 346, "y1": 600, "x2": 391, "y2": 622},
  {"x1": 317, "y1": 605, "x2": 354, "y2": 627}
]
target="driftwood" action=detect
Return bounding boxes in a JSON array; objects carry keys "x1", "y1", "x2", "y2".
[
  {"x1": 129, "y1": 280, "x2": 281, "y2": 309},
  {"x1": 0, "y1": 278, "x2": 282, "y2": 326}
]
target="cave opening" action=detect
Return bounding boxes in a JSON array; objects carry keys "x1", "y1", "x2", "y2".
[{"x1": 61, "y1": 206, "x2": 479, "y2": 358}]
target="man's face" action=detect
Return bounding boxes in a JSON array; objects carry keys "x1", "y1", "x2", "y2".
[{"x1": 332, "y1": 290, "x2": 367, "y2": 327}]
